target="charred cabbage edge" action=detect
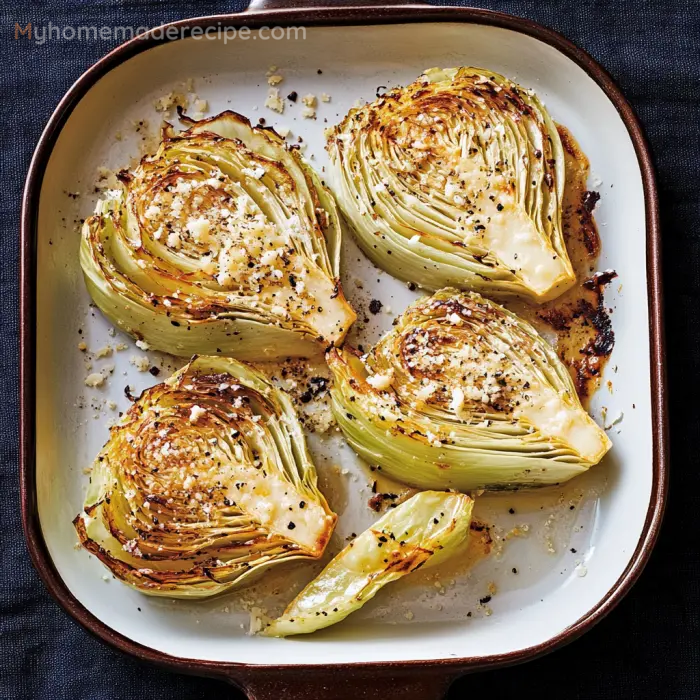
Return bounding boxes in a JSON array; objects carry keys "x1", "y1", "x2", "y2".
[
  {"x1": 81, "y1": 111, "x2": 355, "y2": 361},
  {"x1": 327, "y1": 67, "x2": 575, "y2": 302},
  {"x1": 74, "y1": 355, "x2": 336, "y2": 598},
  {"x1": 327, "y1": 289, "x2": 611, "y2": 491}
]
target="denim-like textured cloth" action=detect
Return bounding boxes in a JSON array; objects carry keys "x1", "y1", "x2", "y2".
[{"x1": 1, "y1": 1, "x2": 698, "y2": 698}]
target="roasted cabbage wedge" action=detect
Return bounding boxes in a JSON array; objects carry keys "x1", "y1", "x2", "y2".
[
  {"x1": 327, "y1": 289, "x2": 611, "y2": 491},
  {"x1": 260, "y1": 490, "x2": 473, "y2": 637},
  {"x1": 327, "y1": 67, "x2": 575, "y2": 302},
  {"x1": 74, "y1": 355, "x2": 336, "y2": 598},
  {"x1": 81, "y1": 111, "x2": 355, "y2": 361}
]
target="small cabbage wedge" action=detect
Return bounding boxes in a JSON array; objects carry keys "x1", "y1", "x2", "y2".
[
  {"x1": 260, "y1": 491, "x2": 473, "y2": 637},
  {"x1": 327, "y1": 67, "x2": 575, "y2": 302},
  {"x1": 327, "y1": 289, "x2": 611, "y2": 491},
  {"x1": 74, "y1": 356, "x2": 336, "y2": 598},
  {"x1": 81, "y1": 111, "x2": 355, "y2": 361}
]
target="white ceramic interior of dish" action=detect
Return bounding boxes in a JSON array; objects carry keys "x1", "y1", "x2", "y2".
[{"x1": 35, "y1": 20, "x2": 651, "y2": 665}]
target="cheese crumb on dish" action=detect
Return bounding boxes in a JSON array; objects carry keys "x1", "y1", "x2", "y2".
[
  {"x1": 85, "y1": 372, "x2": 106, "y2": 388},
  {"x1": 191, "y1": 98, "x2": 209, "y2": 120},
  {"x1": 155, "y1": 91, "x2": 188, "y2": 114},
  {"x1": 130, "y1": 355, "x2": 150, "y2": 372},
  {"x1": 265, "y1": 88, "x2": 285, "y2": 114}
]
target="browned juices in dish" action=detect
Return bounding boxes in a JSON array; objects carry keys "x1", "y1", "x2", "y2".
[
  {"x1": 511, "y1": 125, "x2": 616, "y2": 405},
  {"x1": 459, "y1": 520, "x2": 493, "y2": 570}
]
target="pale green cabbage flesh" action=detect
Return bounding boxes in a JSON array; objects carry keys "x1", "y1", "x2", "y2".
[
  {"x1": 81, "y1": 111, "x2": 355, "y2": 361},
  {"x1": 74, "y1": 355, "x2": 336, "y2": 598},
  {"x1": 327, "y1": 289, "x2": 611, "y2": 491},
  {"x1": 327, "y1": 67, "x2": 575, "y2": 303},
  {"x1": 260, "y1": 490, "x2": 473, "y2": 636}
]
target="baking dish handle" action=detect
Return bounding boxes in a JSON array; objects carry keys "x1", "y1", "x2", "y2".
[
  {"x1": 245, "y1": 0, "x2": 424, "y2": 11},
  {"x1": 234, "y1": 669, "x2": 459, "y2": 699}
]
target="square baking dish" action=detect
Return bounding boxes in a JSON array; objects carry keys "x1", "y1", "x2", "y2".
[{"x1": 20, "y1": 3, "x2": 667, "y2": 697}]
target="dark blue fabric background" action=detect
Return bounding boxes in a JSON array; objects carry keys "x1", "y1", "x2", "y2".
[{"x1": 1, "y1": 1, "x2": 698, "y2": 698}]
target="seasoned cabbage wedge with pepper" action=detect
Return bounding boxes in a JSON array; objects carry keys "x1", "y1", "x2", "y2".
[
  {"x1": 260, "y1": 490, "x2": 473, "y2": 637},
  {"x1": 81, "y1": 111, "x2": 355, "y2": 361},
  {"x1": 327, "y1": 289, "x2": 611, "y2": 491},
  {"x1": 74, "y1": 356, "x2": 336, "y2": 598},
  {"x1": 327, "y1": 67, "x2": 575, "y2": 302}
]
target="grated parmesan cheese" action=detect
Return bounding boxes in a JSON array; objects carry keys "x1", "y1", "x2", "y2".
[
  {"x1": 367, "y1": 371, "x2": 394, "y2": 391},
  {"x1": 265, "y1": 88, "x2": 285, "y2": 114},
  {"x1": 84, "y1": 372, "x2": 106, "y2": 387},
  {"x1": 189, "y1": 405, "x2": 207, "y2": 423}
]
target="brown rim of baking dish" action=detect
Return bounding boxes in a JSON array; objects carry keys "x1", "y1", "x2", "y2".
[{"x1": 19, "y1": 2, "x2": 667, "y2": 698}]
